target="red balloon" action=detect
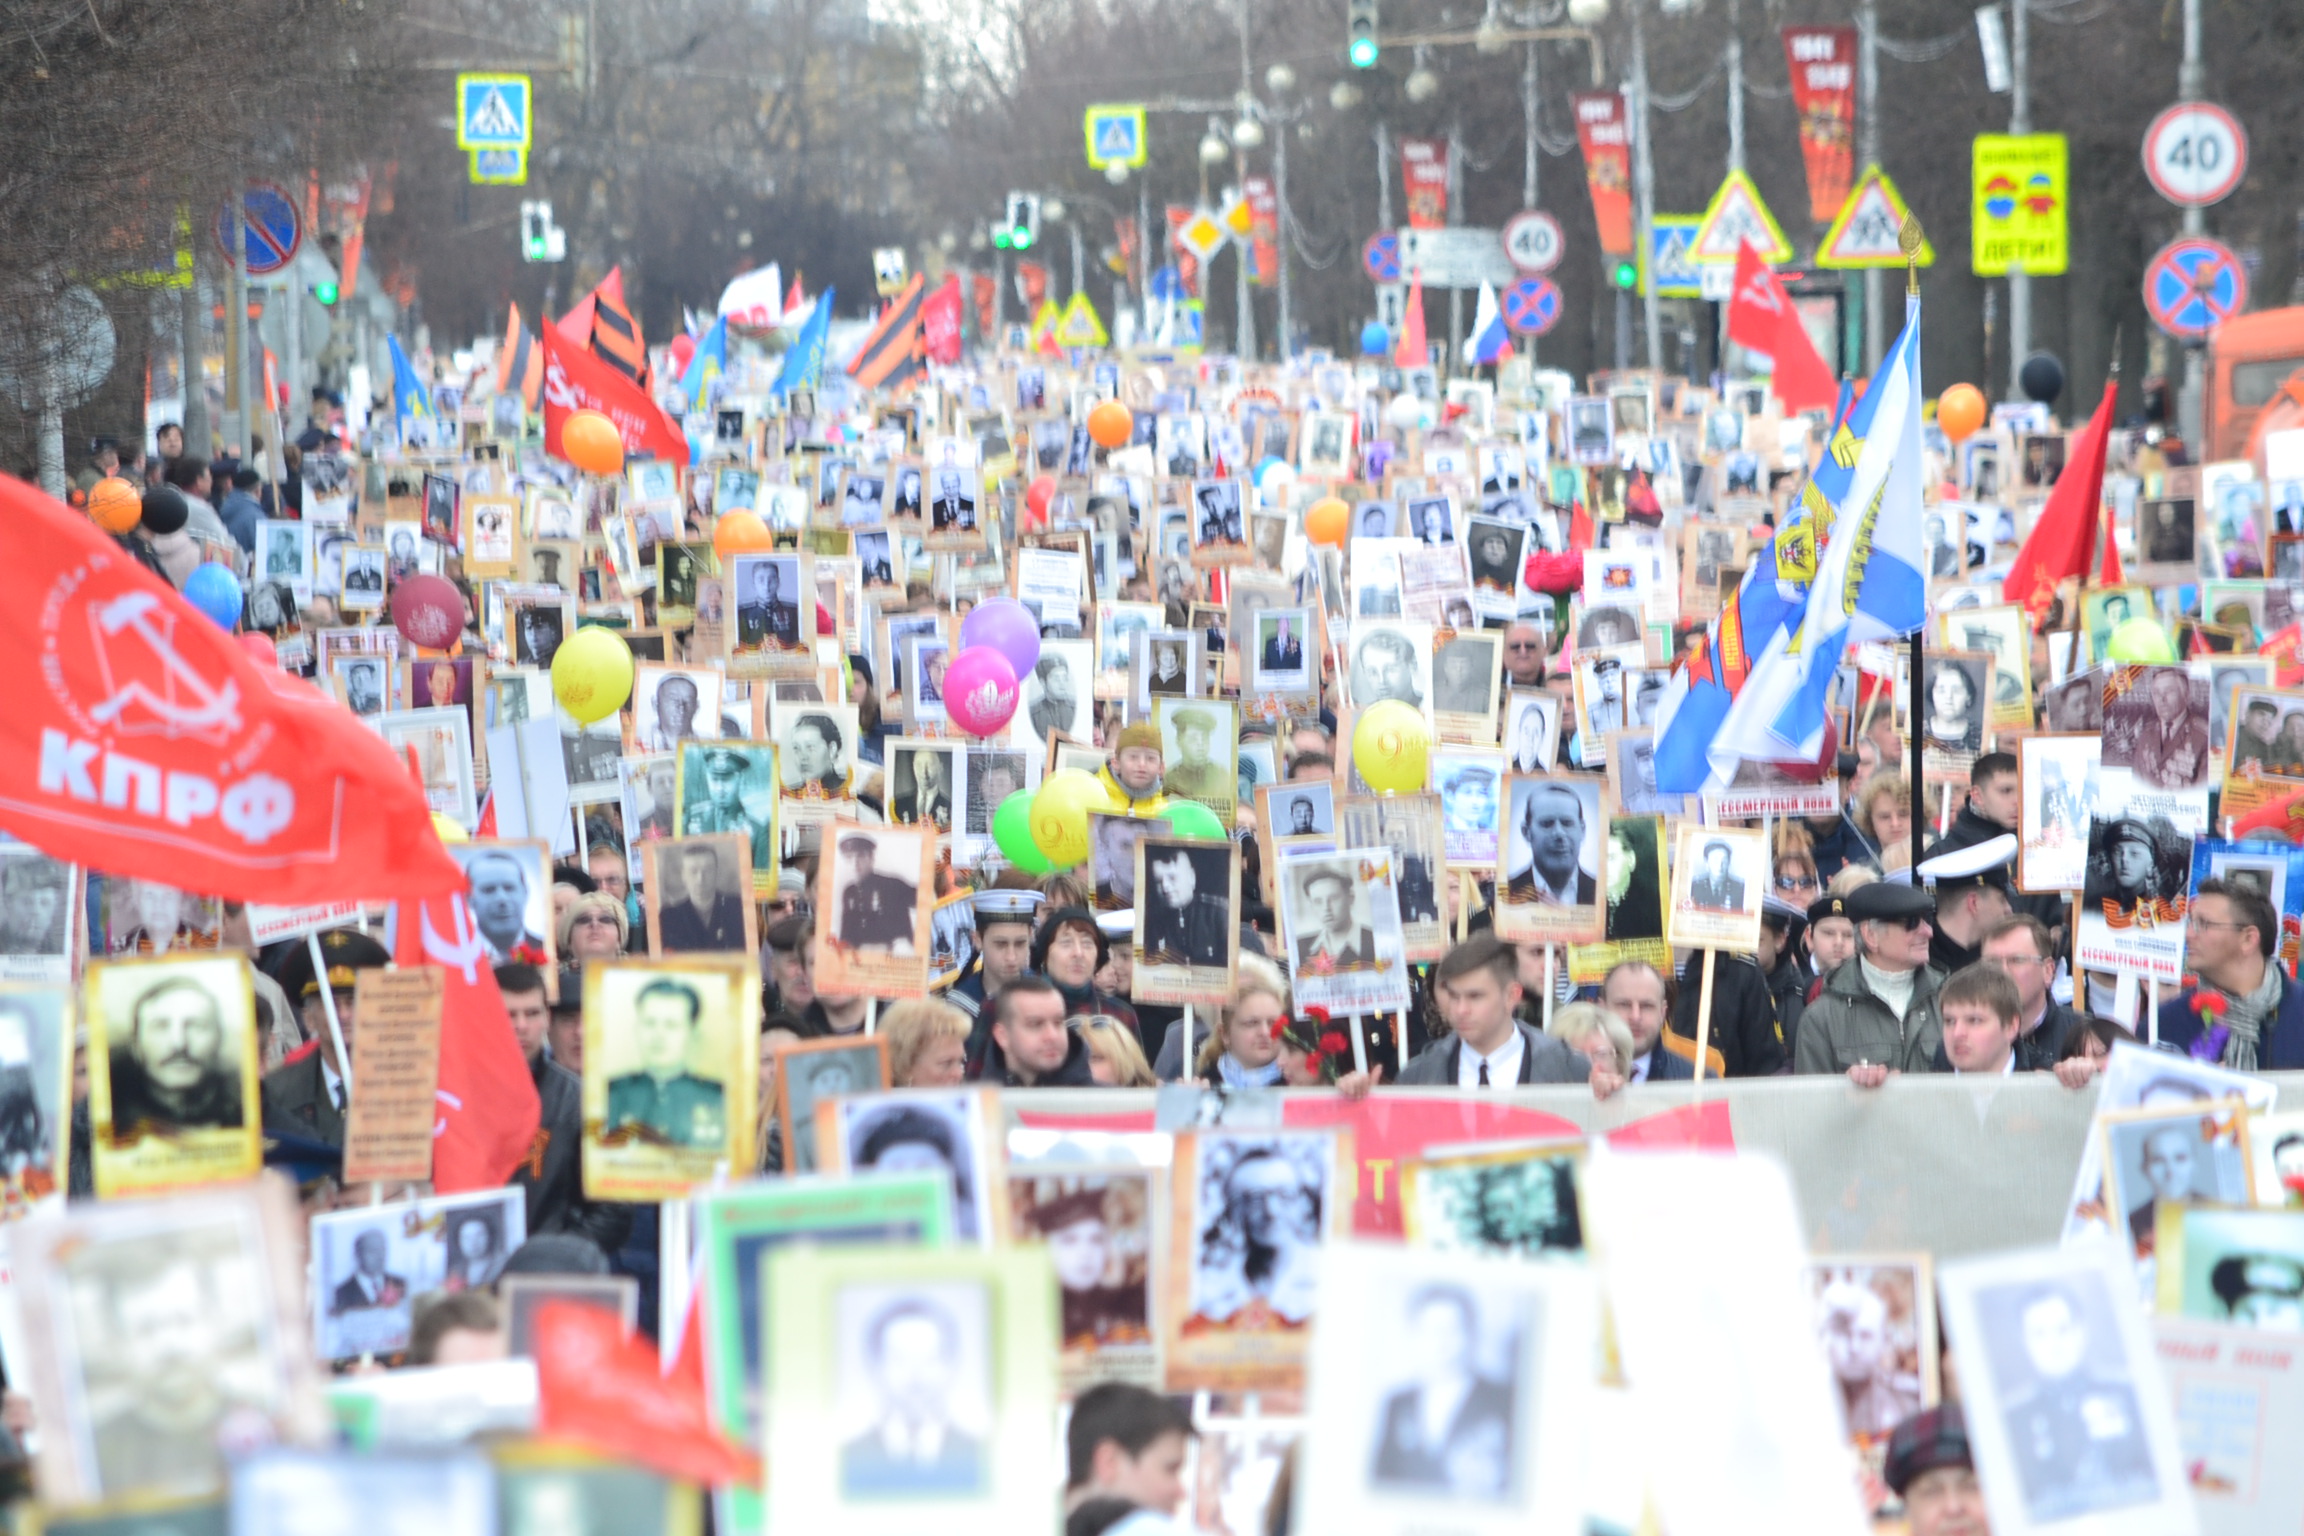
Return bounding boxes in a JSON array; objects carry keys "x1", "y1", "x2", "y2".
[
  {"x1": 389, "y1": 573, "x2": 466, "y2": 651},
  {"x1": 236, "y1": 632, "x2": 278, "y2": 667},
  {"x1": 817, "y1": 603, "x2": 834, "y2": 639},
  {"x1": 1026, "y1": 475, "x2": 1057, "y2": 519}
]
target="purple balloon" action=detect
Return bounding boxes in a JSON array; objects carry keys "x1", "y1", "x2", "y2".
[{"x1": 958, "y1": 596, "x2": 1041, "y2": 681}]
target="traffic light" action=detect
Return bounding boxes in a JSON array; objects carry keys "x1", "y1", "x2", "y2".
[
  {"x1": 312, "y1": 279, "x2": 339, "y2": 306},
  {"x1": 519, "y1": 200, "x2": 565, "y2": 262},
  {"x1": 1347, "y1": 0, "x2": 1380, "y2": 69},
  {"x1": 1002, "y1": 192, "x2": 1040, "y2": 251},
  {"x1": 1610, "y1": 258, "x2": 1639, "y2": 290}
]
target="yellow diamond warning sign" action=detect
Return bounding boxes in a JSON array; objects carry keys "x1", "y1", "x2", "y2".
[
  {"x1": 1177, "y1": 210, "x2": 1227, "y2": 262},
  {"x1": 1818, "y1": 166, "x2": 1935, "y2": 270},
  {"x1": 1688, "y1": 170, "x2": 1793, "y2": 265}
]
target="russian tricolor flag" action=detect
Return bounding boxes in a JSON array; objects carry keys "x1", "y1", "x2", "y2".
[{"x1": 1470, "y1": 280, "x2": 1514, "y2": 367}]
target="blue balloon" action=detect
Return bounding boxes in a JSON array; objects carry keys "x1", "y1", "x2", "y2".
[
  {"x1": 181, "y1": 564, "x2": 243, "y2": 629},
  {"x1": 1359, "y1": 321, "x2": 1390, "y2": 356}
]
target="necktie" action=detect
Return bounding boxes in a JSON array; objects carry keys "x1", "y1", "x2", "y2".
[{"x1": 1478, "y1": 1060, "x2": 1490, "y2": 1086}]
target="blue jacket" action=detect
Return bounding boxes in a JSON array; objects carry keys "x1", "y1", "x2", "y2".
[
  {"x1": 2158, "y1": 971, "x2": 2304, "y2": 1069},
  {"x1": 217, "y1": 489, "x2": 263, "y2": 554}
]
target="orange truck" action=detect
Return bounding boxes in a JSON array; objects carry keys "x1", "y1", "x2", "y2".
[{"x1": 2204, "y1": 306, "x2": 2304, "y2": 463}]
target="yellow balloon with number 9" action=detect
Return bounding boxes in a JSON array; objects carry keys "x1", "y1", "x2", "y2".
[
  {"x1": 1029, "y1": 768, "x2": 1120, "y2": 866},
  {"x1": 1352, "y1": 700, "x2": 1431, "y2": 793}
]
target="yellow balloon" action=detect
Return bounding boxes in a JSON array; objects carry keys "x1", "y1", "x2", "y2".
[
  {"x1": 432, "y1": 812, "x2": 470, "y2": 844},
  {"x1": 1029, "y1": 768, "x2": 1119, "y2": 867},
  {"x1": 551, "y1": 624, "x2": 636, "y2": 725},
  {"x1": 1353, "y1": 700, "x2": 1431, "y2": 793}
]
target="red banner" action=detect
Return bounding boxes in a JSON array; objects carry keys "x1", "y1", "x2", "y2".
[
  {"x1": 971, "y1": 272, "x2": 996, "y2": 337},
  {"x1": 920, "y1": 275, "x2": 963, "y2": 365},
  {"x1": 393, "y1": 890, "x2": 541, "y2": 1192},
  {"x1": 1572, "y1": 94, "x2": 1635, "y2": 257},
  {"x1": 1243, "y1": 175, "x2": 1280, "y2": 286},
  {"x1": 1783, "y1": 26, "x2": 1858, "y2": 224},
  {"x1": 540, "y1": 323, "x2": 690, "y2": 468},
  {"x1": 1015, "y1": 260, "x2": 1050, "y2": 310},
  {"x1": 1164, "y1": 206, "x2": 1201, "y2": 298},
  {"x1": 1726, "y1": 241, "x2": 1835, "y2": 413},
  {"x1": 1399, "y1": 138, "x2": 1449, "y2": 230},
  {"x1": 0, "y1": 475, "x2": 463, "y2": 905},
  {"x1": 535, "y1": 1302, "x2": 759, "y2": 1485}
]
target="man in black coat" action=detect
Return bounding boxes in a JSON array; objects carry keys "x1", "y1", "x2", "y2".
[
  {"x1": 260, "y1": 929, "x2": 395, "y2": 1148},
  {"x1": 499, "y1": 966, "x2": 631, "y2": 1253},
  {"x1": 1598, "y1": 960, "x2": 1696, "y2": 1082},
  {"x1": 1672, "y1": 948, "x2": 1787, "y2": 1077}
]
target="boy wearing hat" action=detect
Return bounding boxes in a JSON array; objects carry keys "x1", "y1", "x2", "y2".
[
  {"x1": 1096, "y1": 722, "x2": 1172, "y2": 816},
  {"x1": 1793, "y1": 881, "x2": 1946, "y2": 1079},
  {"x1": 260, "y1": 929, "x2": 392, "y2": 1147}
]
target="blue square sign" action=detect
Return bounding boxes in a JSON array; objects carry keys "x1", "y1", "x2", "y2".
[{"x1": 457, "y1": 74, "x2": 532, "y2": 151}]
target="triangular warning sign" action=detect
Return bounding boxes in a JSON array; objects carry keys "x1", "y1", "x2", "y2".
[
  {"x1": 1816, "y1": 166, "x2": 1935, "y2": 270},
  {"x1": 1054, "y1": 292, "x2": 1109, "y2": 348},
  {"x1": 1029, "y1": 298, "x2": 1063, "y2": 346},
  {"x1": 1688, "y1": 170, "x2": 1793, "y2": 265},
  {"x1": 468, "y1": 87, "x2": 522, "y2": 141}
]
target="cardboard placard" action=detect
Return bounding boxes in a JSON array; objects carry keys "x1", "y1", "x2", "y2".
[{"x1": 343, "y1": 967, "x2": 445, "y2": 1185}]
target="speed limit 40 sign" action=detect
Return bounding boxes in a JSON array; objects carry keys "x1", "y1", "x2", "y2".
[
  {"x1": 1502, "y1": 210, "x2": 1564, "y2": 274},
  {"x1": 2142, "y1": 102, "x2": 2246, "y2": 208}
]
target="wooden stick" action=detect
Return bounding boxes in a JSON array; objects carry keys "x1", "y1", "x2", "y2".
[
  {"x1": 865, "y1": 996, "x2": 878, "y2": 1036},
  {"x1": 1349, "y1": 1014, "x2": 1370, "y2": 1076},
  {"x1": 1183, "y1": 1004, "x2": 1196, "y2": 1077},
  {"x1": 1392, "y1": 1010, "x2": 1406, "y2": 1071},
  {"x1": 1542, "y1": 944, "x2": 1556, "y2": 1032},
  {"x1": 308, "y1": 931, "x2": 354, "y2": 1100},
  {"x1": 1691, "y1": 947, "x2": 1718, "y2": 1097},
  {"x1": 2147, "y1": 976, "x2": 2159, "y2": 1049}
]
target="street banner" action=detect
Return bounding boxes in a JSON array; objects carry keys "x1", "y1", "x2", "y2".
[
  {"x1": 1783, "y1": 26, "x2": 1858, "y2": 223},
  {"x1": 1245, "y1": 176, "x2": 1280, "y2": 285},
  {"x1": 1572, "y1": 94, "x2": 1635, "y2": 256},
  {"x1": 1165, "y1": 206, "x2": 1202, "y2": 296},
  {"x1": 921, "y1": 275, "x2": 964, "y2": 365},
  {"x1": 1400, "y1": 138, "x2": 1449, "y2": 230}
]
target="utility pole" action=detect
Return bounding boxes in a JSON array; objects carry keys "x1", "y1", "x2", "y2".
[
  {"x1": 1725, "y1": 0, "x2": 1745, "y2": 174},
  {"x1": 1859, "y1": 0, "x2": 1883, "y2": 372},
  {"x1": 180, "y1": 248, "x2": 208, "y2": 457},
  {"x1": 2177, "y1": 0, "x2": 2205, "y2": 449},
  {"x1": 2005, "y1": 0, "x2": 2030, "y2": 400},
  {"x1": 1376, "y1": 121, "x2": 1394, "y2": 231},
  {"x1": 1274, "y1": 107, "x2": 1294, "y2": 361},
  {"x1": 1448, "y1": 116, "x2": 1465, "y2": 378},
  {"x1": 1234, "y1": 0, "x2": 1256, "y2": 360},
  {"x1": 1522, "y1": 39, "x2": 1540, "y2": 209},
  {"x1": 1628, "y1": 0, "x2": 1661, "y2": 371},
  {"x1": 224, "y1": 189, "x2": 248, "y2": 458}
]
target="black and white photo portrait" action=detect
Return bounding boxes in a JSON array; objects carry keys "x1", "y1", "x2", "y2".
[
  {"x1": 1266, "y1": 783, "x2": 1334, "y2": 839},
  {"x1": 1365, "y1": 1278, "x2": 1528, "y2": 1503},
  {"x1": 1350, "y1": 624, "x2": 1431, "y2": 710},
  {"x1": 890, "y1": 743, "x2": 958, "y2": 830},
  {"x1": 1504, "y1": 694, "x2": 1561, "y2": 775},
  {"x1": 1921, "y1": 655, "x2": 1988, "y2": 754},
  {"x1": 1503, "y1": 779, "x2": 1602, "y2": 909},
  {"x1": 835, "y1": 1281, "x2": 993, "y2": 1499},
  {"x1": 1465, "y1": 519, "x2": 1525, "y2": 597},
  {"x1": 1091, "y1": 814, "x2": 1150, "y2": 911},
  {"x1": 0, "y1": 843, "x2": 73, "y2": 972},
  {"x1": 733, "y1": 554, "x2": 805, "y2": 653},
  {"x1": 965, "y1": 751, "x2": 1026, "y2": 837},
  {"x1": 334, "y1": 656, "x2": 386, "y2": 717},
  {"x1": 646, "y1": 837, "x2": 753, "y2": 955},
  {"x1": 829, "y1": 831, "x2": 921, "y2": 955},
  {"x1": 96, "y1": 958, "x2": 251, "y2": 1136},
  {"x1": 1187, "y1": 1134, "x2": 1328, "y2": 1325},
  {"x1": 1024, "y1": 641, "x2": 1092, "y2": 741},
  {"x1": 1137, "y1": 840, "x2": 1234, "y2": 972},
  {"x1": 842, "y1": 1094, "x2": 988, "y2": 1240},
  {"x1": 1433, "y1": 634, "x2": 1500, "y2": 720},
  {"x1": 635, "y1": 668, "x2": 722, "y2": 753},
  {"x1": 1253, "y1": 609, "x2": 1312, "y2": 693}
]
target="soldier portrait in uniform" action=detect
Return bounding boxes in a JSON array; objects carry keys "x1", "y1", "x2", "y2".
[
  {"x1": 1807, "y1": 1261, "x2": 1934, "y2": 1445},
  {"x1": 1664, "y1": 823, "x2": 1765, "y2": 952},
  {"x1": 1156, "y1": 699, "x2": 1239, "y2": 822},
  {"x1": 2103, "y1": 665, "x2": 2212, "y2": 791},
  {"x1": 1009, "y1": 1172, "x2": 1156, "y2": 1384},
  {"x1": 583, "y1": 962, "x2": 752, "y2": 1199},
  {"x1": 731, "y1": 554, "x2": 806, "y2": 655},
  {"x1": 603, "y1": 975, "x2": 728, "y2": 1149},
  {"x1": 634, "y1": 667, "x2": 722, "y2": 754},
  {"x1": 833, "y1": 1281, "x2": 994, "y2": 1499},
  {"x1": 776, "y1": 1036, "x2": 892, "y2": 1177},
  {"x1": 644, "y1": 835, "x2": 756, "y2": 958},
  {"x1": 677, "y1": 743, "x2": 777, "y2": 882},
  {"x1": 767, "y1": 703, "x2": 859, "y2": 802},
  {"x1": 1133, "y1": 838, "x2": 1237, "y2": 1006},
  {"x1": 829, "y1": 833, "x2": 921, "y2": 956}
]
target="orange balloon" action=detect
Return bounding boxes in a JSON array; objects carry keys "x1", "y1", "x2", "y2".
[
  {"x1": 713, "y1": 510, "x2": 774, "y2": 557},
  {"x1": 1087, "y1": 399, "x2": 1134, "y2": 450},
  {"x1": 1304, "y1": 495, "x2": 1351, "y2": 547},
  {"x1": 87, "y1": 476, "x2": 142, "y2": 534},
  {"x1": 561, "y1": 409, "x2": 626, "y2": 475},
  {"x1": 1937, "y1": 383, "x2": 1988, "y2": 445}
]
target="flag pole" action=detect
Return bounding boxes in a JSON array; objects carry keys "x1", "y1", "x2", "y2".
[{"x1": 1901, "y1": 212, "x2": 1929, "y2": 875}]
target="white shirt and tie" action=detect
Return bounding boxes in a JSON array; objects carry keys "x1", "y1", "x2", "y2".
[{"x1": 1456, "y1": 1029, "x2": 1526, "y2": 1088}]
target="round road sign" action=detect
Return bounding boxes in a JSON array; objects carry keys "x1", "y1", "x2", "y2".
[
  {"x1": 1501, "y1": 275, "x2": 1562, "y2": 338},
  {"x1": 1362, "y1": 231, "x2": 1401, "y2": 284},
  {"x1": 2143, "y1": 236, "x2": 2248, "y2": 340},
  {"x1": 1502, "y1": 210, "x2": 1565, "y2": 274},
  {"x1": 2142, "y1": 102, "x2": 2246, "y2": 208},
  {"x1": 213, "y1": 182, "x2": 302, "y2": 276}
]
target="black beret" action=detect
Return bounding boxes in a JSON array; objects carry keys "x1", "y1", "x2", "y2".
[
  {"x1": 1845, "y1": 881, "x2": 1936, "y2": 924},
  {"x1": 277, "y1": 928, "x2": 392, "y2": 999},
  {"x1": 1807, "y1": 894, "x2": 1852, "y2": 926}
]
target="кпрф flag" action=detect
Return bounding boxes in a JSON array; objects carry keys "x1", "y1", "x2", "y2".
[
  {"x1": 849, "y1": 273, "x2": 926, "y2": 391},
  {"x1": 1708, "y1": 296, "x2": 1928, "y2": 779}
]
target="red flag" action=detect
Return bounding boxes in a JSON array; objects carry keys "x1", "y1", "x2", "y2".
[
  {"x1": 1572, "y1": 93, "x2": 1635, "y2": 257},
  {"x1": 1015, "y1": 261, "x2": 1050, "y2": 310},
  {"x1": 2003, "y1": 380, "x2": 2117, "y2": 612},
  {"x1": 1725, "y1": 241, "x2": 1834, "y2": 414},
  {"x1": 535, "y1": 1301, "x2": 760, "y2": 1485},
  {"x1": 1395, "y1": 273, "x2": 1429, "y2": 367},
  {"x1": 0, "y1": 474, "x2": 463, "y2": 904},
  {"x1": 783, "y1": 274, "x2": 805, "y2": 321},
  {"x1": 541, "y1": 323, "x2": 690, "y2": 468},
  {"x1": 921, "y1": 275, "x2": 963, "y2": 365},
  {"x1": 392, "y1": 889, "x2": 540, "y2": 1192}
]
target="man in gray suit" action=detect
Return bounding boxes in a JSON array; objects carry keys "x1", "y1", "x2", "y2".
[{"x1": 1398, "y1": 935, "x2": 1623, "y2": 1095}]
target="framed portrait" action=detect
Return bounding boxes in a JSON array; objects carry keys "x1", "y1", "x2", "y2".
[
  {"x1": 2157, "y1": 1206, "x2": 2304, "y2": 1330},
  {"x1": 724, "y1": 551, "x2": 817, "y2": 678},
  {"x1": 309, "y1": 1187, "x2": 527, "y2": 1361},
  {"x1": 499, "y1": 1274, "x2": 641, "y2": 1357},
  {"x1": 1018, "y1": 638, "x2": 1094, "y2": 746},
  {"x1": 2251, "y1": 1109, "x2": 2304, "y2": 1209},
  {"x1": 337, "y1": 545, "x2": 388, "y2": 611},
  {"x1": 2040, "y1": 669, "x2": 2106, "y2": 734},
  {"x1": 643, "y1": 834, "x2": 758, "y2": 958},
  {"x1": 1431, "y1": 631, "x2": 1502, "y2": 743},
  {"x1": 84, "y1": 954, "x2": 259, "y2": 1198},
  {"x1": 0, "y1": 984, "x2": 72, "y2": 1211},
  {"x1": 1132, "y1": 628, "x2": 1205, "y2": 712},
  {"x1": 632, "y1": 665, "x2": 724, "y2": 754},
  {"x1": 1602, "y1": 730, "x2": 1680, "y2": 819},
  {"x1": 12, "y1": 1180, "x2": 323, "y2": 1505},
  {"x1": 1258, "y1": 781, "x2": 1335, "y2": 843},
  {"x1": 1296, "y1": 1241, "x2": 1594, "y2": 1536},
  {"x1": 2015, "y1": 734, "x2": 2100, "y2": 893},
  {"x1": 1346, "y1": 619, "x2": 1434, "y2": 715},
  {"x1": 675, "y1": 742, "x2": 778, "y2": 890},
  {"x1": 1088, "y1": 813, "x2": 1153, "y2": 913},
  {"x1": 813, "y1": 822, "x2": 933, "y2": 1001},
  {"x1": 445, "y1": 840, "x2": 558, "y2": 978},
  {"x1": 503, "y1": 594, "x2": 573, "y2": 669},
  {"x1": 98, "y1": 876, "x2": 220, "y2": 958},
  {"x1": 1917, "y1": 649, "x2": 1992, "y2": 767},
  {"x1": 2097, "y1": 1097, "x2": 2252, "y2": 1262},
  {"x1": 1164, "y1": 1128, "x2": 1353, "y2": 1392},
  {"x1": 1434, "y1": 749, "x2": 1505, "y2": 867},
  {"x1": 463, "y1": 493, "x2": 519, "y2": 579},
  {"x1": 1132, "y1": 835, "x2": 1238, "y2": 1007},
  {"x1": 775, "y1": 1035, "x2": 892, "y2": 1176},
  {"x1": 2099, "y1": 665, "x2": 2213, "y2": 792},
  {"x1": 491, "y1": 1443, "x2": 701, "y2": 1536},
  {"x1": 1496, "y1": 775, "x2": 1606, "y2": 944},
  {"x1": 887, "y1": 738, "x2": 961, "y2": 833},
  {"x1": 1008, "y1": 1166, "x2": 1161, "y2": 1392},
  {"x1": 0, "y1": 843, "x2": 77, "y2": 983},
  {"x1": 1937, "y1": 1247, "x2": 2191, "y2": 1536},
  {"x1": 767, "y1": 700, "x2": 860, "y2": 805},
  {"x1": 1155, "y1": 697, "x2": 1238, "y2": 824},
  {"x1": 879, "y1": 609, "x2": 948, "y2": 701},
  {"x1": 961, "y1": 747, "x2": 1031, "y2": 846},
  {"x1": 1664, "y1": 823, "x2": 1765, "y2": 953},
  {"x1": 401, "y1": 655, "x2": 474, "y2": 719},
  {"x1": 1187, "y1": 477, "x2": 1249, "y2": 567},
  {"x1": 655, "y1": 540, "x2": 713, "y2": 627},
  {"x1": 581, "y1": 958, "x2": 757, "y2": 1201},
  {"x1": 1298, "y1": 411, "x2": 1354, "y2": 478},
  {"x1": 254, "y1": 519, "x2": 314, "y2": 604},
  {"x1": 762, "y1": 1247, "x2": 1056, "y2": 1536},
  {"x1": 1094, "y1": 600, "x2": 1162, "y2": 700},
  {"x1": 929, "y1": 891, "x2": 976, "y2": 988},
  {"x1": 2060, "y1": 1042, "x2": 2276, "y2": 1250},
  {"x1": 1276, "y1": 848, "x2": 1412, "y2": 1018},
  {"x1": 332, "y1": 653, "x2": 392, "y2": 717},
  {"x1": 2194, "y1": 657, "x2": 2272, "y2": 769},
  {"x1": 620, "y1": 754, "x2": 678, "y2": 884},
  {"x1": 1807, "y1": 1255, "x2": 1938, "y2": 1450},
  {"x1": 1244, "y1": 605, "x2": 1316, "y2": 700},
  {"x1": 1501, "y1": 691, "x2": 1561, "y2": 777},
  {"x1": 695, "y1": 1174, "x2": 955, "y2": 1536},
  {"x1": 1336, "y1": 791, "x2": 1444, "y2": 961},
  {"x1": 1569, "y1": 644, "x2": 1644, "y2": 764},
  {"x1": 1401, "y1": 1140, "x2": 1585, "y2": 1257},
  {"x1": 1939, "y1": 604, "x2": 2034, "y2": 729},
  {"x1": 921, "y1": 437, "x2": 987, "y2": 552},
  {"x1": 818, "y1": 1088, "x2": 1004, "y2": 1244},
  {"x1": 838, "y1": 464, "x2": 889, "y2": 529},
  {"x1": 2223, "y1": 686, "x2": 2304, "y2": 791}
]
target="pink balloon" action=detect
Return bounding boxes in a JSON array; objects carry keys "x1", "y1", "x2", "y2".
[
  {"x1": 389, "y1": 573, "x2": 466, "y2": 651},
  {"x1": 943, "y1": 645, "x2": 1019, "y2": 738}
]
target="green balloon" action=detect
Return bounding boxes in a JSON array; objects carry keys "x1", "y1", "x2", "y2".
[
  {"x1": 993, "y1": 790, "x2": 1056, "y2": 872},
  {"x1": 1160, "y1": 799, "x2": 1229, "y2": 840},
  {"x1": 2104, "y1": 616, "x2": 2176, "y2": 665}
]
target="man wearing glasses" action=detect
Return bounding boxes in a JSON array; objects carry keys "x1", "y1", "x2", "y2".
[
  {"x1": 1501, "y1": 622, "x2": 1547, "y2": 689},
  {"x1": 1978, "y1": 916, "x2": 2087, "y2": 1077},
  {"x1": 1793, "y1": 882, "x2": 1945, "y2": 1080}
]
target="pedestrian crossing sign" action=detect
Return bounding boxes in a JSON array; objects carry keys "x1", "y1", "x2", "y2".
[
  {"x1": 469, "y1": 147, "x2": 528, "y2": 186},
  {"x1": 456, "y1": 73, "x2": 533, "y2": 151},
  {"x1": 1688, "y1": 169, "x2": 1792, "y2": 265},
  {"x1": 1084, "y1": 105, "x2": 1148, "y2": 170},
  {"x1": 1643, "y1": 215, "x2": 1703, "y2": 297},
  {"x1": 1055, "y1": 292, "x2": 1110, "y2": 348},
  {"x1": 1818, "y1": 166, "x2": 1933, "y2": 269}
]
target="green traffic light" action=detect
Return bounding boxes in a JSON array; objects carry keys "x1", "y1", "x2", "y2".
[
  {"x1": 1012, "y1": 227, "x2": 1034, "y2": 249},
  {"x1": 1611, "y1": 260, "x2": 1638, "y2": 290},
  {"x1": 314, "y1": 280, "x2": 339, "y2": 306},
  {"x1": 1349, "y1": 36, "x2": 1379, "y2": 67},
  {"x1": 993, "y1": 229, "x2": 1013, "y2": 250}
]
